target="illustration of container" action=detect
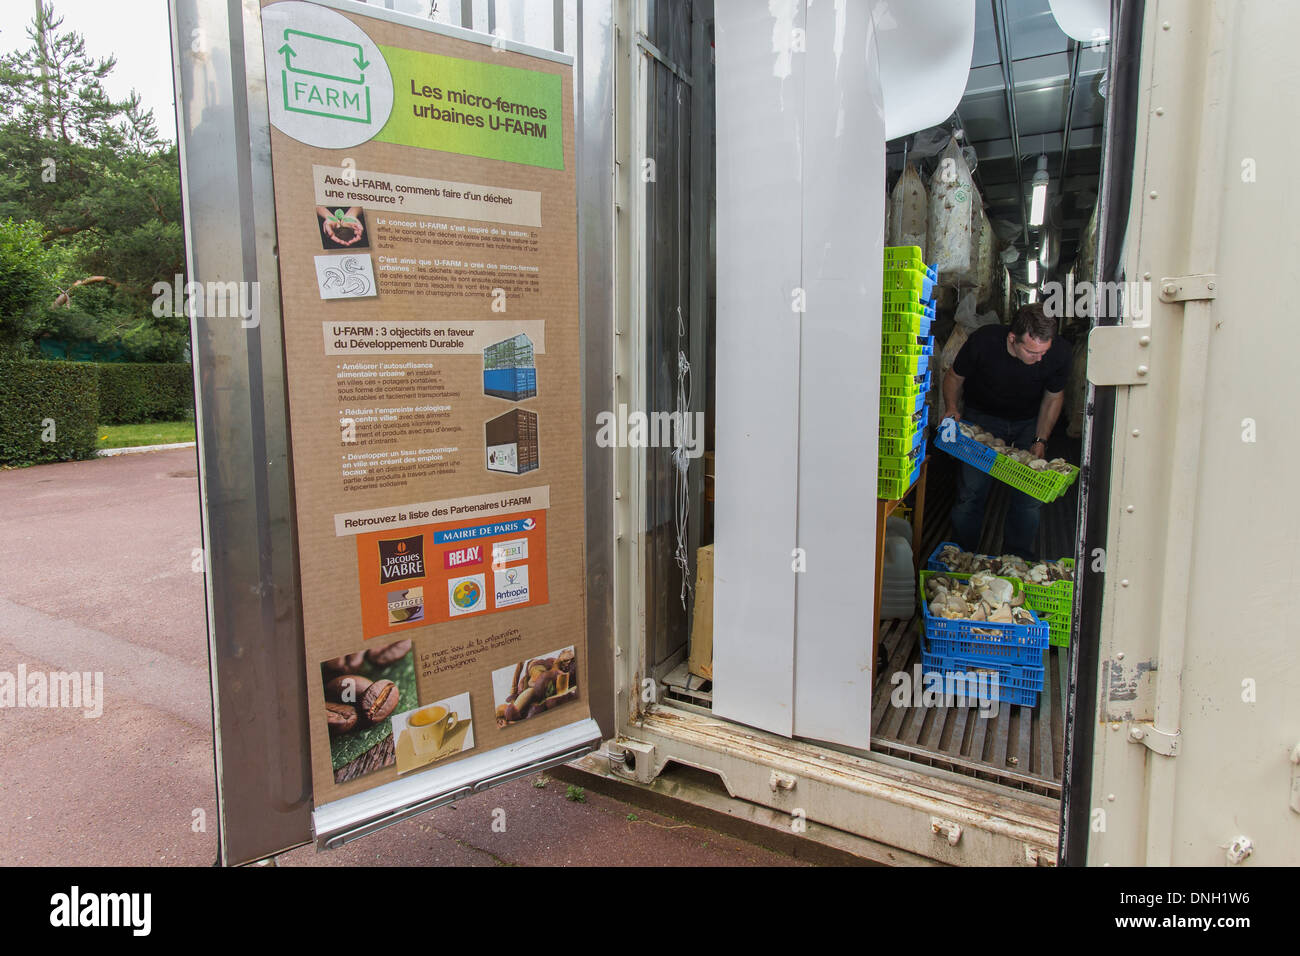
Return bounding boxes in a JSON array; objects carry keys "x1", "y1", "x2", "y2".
[
  {"x1": 485, "y1": 408, "x2": 539, "y2": 475},
  {"x1": 482, "y1": 333, "x2": 537, "y2": 401}
]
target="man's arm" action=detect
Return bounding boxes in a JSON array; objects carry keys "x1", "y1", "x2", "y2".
[
  {"x1": 942, "y1": 367, "x2": 965, "y2": 422},
  {"x1": 1032, "y1": 390, "x2": 1065, "y2": 457}
]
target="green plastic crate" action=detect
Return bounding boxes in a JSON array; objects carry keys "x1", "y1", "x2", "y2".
[
  {"x1": 881, "y1": 331, "x2": 927, "y2": 349},
  {"x1": 987, "y1": 454, "x2": 1080, "y2": 503},
  {"x1": 882, "y1": 311, "x2": 928, "y2": 336},
  {"x1": 881, "y1": 352, "x2": 928, "y2": 377},
  {"x1": 879, "y1": 430, "x2": 924, "y2": 456},
  {"x1": 882, "y1": 297, "x2": 924, "y2": 315},
  {"x1": 1039, "y1": 611, "x2": 1072, "y2": 648},
  {"x1": 883, "y1": 268, "x2": 925, "y2": 294},
  {"x1": 878, "y1": 471, "x2": 915, "y2": 500},
  {"x1": 1022, "y1": 561, "x2": 1075, "y2": 616},
  {"x1": 884, "y1": 245, "x2": 922, "y2": 262},
  {"x1": 880, "y1": 409, "x2": 925, "y2": 435}
]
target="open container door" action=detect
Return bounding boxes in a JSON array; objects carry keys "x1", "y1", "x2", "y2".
[{"x1": 172, "y1": 0, "x2": 615, "y2": 864}]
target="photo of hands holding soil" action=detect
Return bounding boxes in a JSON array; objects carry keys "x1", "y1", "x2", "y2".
[
  {"x1": 316, "y1": 205, "x2": 369, "y2": 249},
  {"x1": 492, "y1": 646, "x2": 578, "y2": 728},
  {"x1": 320, "y1": 640, "x2": 415, "y2": 783},
  {"x1": 392, "y1": 691, "x2": 474, "y2": 775}
]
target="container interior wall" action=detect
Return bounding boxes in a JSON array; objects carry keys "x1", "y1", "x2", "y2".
[{"x1": 641, "y1": 0, "x2": 713, "y2": 679}]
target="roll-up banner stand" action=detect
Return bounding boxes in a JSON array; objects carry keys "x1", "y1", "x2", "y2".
[{"x1": 171, "y1": 0, "x2": 604, "y2": 864}]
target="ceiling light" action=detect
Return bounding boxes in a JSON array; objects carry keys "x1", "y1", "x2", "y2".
[
  {"x1": 1027, "y1": 259, "x2": 1038, "y2": 283},
  {"x1": 1029, "y1": 154, "x2": 1049, "y2": 227},
  {"x1": 1027, "y1": 288, "x2": 1038, "y2": 304}
]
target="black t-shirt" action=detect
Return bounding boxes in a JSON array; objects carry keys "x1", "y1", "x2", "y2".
[{"x1": 952, "y1": 324, "x2": 1071, "y2": 421}]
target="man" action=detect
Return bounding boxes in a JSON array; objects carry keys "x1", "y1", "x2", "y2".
[{"x1": 941, "y1": 303, "x2": 1070, "y2": 559}]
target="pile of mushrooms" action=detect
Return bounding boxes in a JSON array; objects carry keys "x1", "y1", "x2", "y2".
[
  {"x1": 957, "y1": 422, "x2": 1074, "y2": 474},
  {"x1": 934, "y1": 544, "x2": 1073, "y2": 585},
  {"x1": 925, "y1": 572, "x2": 1037, "y2": 625}
]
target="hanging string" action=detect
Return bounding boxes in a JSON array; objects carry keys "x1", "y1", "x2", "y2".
[
  {"x1": 670, "y1": 74, "x2": 692, "y2": 609},
  {"x1": 672, "y1": 306, "x2": 692, "y2": 608}
]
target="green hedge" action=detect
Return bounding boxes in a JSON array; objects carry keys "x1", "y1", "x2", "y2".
[
  {"x1": 96, "y1": 363, "x2": 194, "y2": 424},
  {"x1": 0, "y1": 360, "x2": 100, "y2": 465}
]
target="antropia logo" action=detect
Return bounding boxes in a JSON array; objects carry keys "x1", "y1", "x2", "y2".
[
  {"x1": 50, "y1": 886, "x2": 151, "y2": 936},
  {"x1": 493, "y1": 566, "x2": 530, "y2": 608},
  {"x1": 378, "y1": 534, "x2": 425, "y2": 583}
]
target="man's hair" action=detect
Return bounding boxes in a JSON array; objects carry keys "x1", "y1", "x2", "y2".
[{"x1": 1009, "y1": 303, "x2": 1057, "y2": 342}]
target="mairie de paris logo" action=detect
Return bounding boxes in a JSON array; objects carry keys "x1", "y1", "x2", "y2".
[{"x1": 261, "y1": 1, "x2": 394, "y2": 149}]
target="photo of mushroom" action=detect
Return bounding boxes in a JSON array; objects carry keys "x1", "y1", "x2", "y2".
[
  {"x1": 319, "y1": 639, "x2": 415, "y2": 783},
  {"x1": 491, "y1": 645, "x2": 578, "y2": 728}
]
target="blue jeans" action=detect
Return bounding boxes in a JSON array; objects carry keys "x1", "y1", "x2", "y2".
[{"x1": 949, "y1": 408, "x2": 1042, "y2": 560}]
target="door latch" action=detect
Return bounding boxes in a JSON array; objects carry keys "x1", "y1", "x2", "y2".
[
  {"x1": 1127, "y1": 722, "x2": 1180, "y2": 756},
  {"x1": 1290, "y1": 743, "x2": 1300, "y2": 814}
]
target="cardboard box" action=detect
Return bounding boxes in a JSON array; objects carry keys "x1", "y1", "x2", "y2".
[{"x1": 687, "y1": 544, "x2": 715, "y2": 681}]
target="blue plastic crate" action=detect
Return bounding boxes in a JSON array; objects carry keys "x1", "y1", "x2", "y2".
[
  {"x1": 933, "y1": 417, "x2": 996, "y2": 472},
  {"x1": 916, "y1": 370, "x2": 932, "y2": 392},
  {"x1": 921, "y1": 652, "x2": 1042, "y2": 707},
  {"x1": 919, "y1": 571, "x2": 1049, "y2": 666},
  {"x1": 921, "y1": 274, "x2": 936, "y2": 300}
]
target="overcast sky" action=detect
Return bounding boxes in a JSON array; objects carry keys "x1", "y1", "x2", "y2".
[{"x1": 0, "y1": 0, "x2": 178, "y2": 141}]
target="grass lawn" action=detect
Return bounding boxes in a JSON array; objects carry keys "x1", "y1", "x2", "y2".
[{"x1": 96, "y1": 421, "x2": 196, "y2": 450}]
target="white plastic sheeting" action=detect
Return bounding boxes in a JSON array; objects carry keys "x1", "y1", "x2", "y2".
[
  {"x1": 1048, "y1": 0, "x2": 1110, "y2": 44},
  {"x1": 874, "y1": 0, "x2": 977, "y2": 141},
  {"x1": 888, "y1": 164, "x2": 929, "y2": 260}
]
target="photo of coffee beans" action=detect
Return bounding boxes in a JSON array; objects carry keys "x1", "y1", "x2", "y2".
[
  {"x1": 367, "y1": 639, "x2": 412, "y2": 667},
  {"x1": 318, "y1": 641, "x2": 418, "y2": 783}
]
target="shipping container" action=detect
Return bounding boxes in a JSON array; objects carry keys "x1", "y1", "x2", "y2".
[
  {"x1": 485, "y1": 408, "x2": 539, "y2": 476},
  {"x1": 483, "y1": 333, "x2": 537, "y2": 401},
  {"x1": 176, "y1": 0, "x2": 1298, "y2": 868}
]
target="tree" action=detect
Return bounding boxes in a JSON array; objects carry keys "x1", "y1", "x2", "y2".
[
  {"x1": 0, "y1": 218, "x2": 56, "y2": 356},
  {"x1": 0, "y1": 2, "x2": 187, "y2": 359}
]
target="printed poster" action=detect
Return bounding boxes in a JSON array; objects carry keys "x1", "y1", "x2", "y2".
[{"x1": 259, "y1": 0, "x2": 586, "y2": 804}]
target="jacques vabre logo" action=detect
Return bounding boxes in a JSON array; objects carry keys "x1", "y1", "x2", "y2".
[{"x1": 378, "y1": 534, "x2": 425, "y2": 584}]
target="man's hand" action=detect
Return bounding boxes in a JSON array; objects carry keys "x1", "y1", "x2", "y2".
[{"x1": 1030, "y1": 441, "x2": 1046, "y2": 459}]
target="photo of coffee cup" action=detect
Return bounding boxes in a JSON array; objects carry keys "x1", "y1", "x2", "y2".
[{"x1": 408, "y1": 704, "x2": 459, "y2": 756}]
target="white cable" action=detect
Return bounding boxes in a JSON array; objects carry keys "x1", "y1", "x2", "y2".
[{"x1": 672, "y1": 306, "x2": 693, "y2": 608}]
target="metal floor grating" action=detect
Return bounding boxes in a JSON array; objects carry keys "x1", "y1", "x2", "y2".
[{"x1": 869, "y1": 616, "x2": 1068, "y2": 797}]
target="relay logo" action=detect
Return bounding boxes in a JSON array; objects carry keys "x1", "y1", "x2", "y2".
[
  {"x1": 444, "y1": 544, "x2": 483, "y2": 569},
  {"x1": 434, "y1": 519, "x2": 528, "y2": 544}
]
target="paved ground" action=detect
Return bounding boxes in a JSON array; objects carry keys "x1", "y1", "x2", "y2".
[{"x1": 0, "y1": 449, "x2": 808, "y2": 867}]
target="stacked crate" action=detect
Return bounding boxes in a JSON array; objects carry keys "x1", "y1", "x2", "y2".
[
  {"x1": 918, "y1": 570, "x2": 1050, "y2": 708},
  {"x1": 879, "y1": 246, "x2": 937, "y2": 499},
  {"x1": 926, "y1": 542, "x2": 1076, "y2": 647}
]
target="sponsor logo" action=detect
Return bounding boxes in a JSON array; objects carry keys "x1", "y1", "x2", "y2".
[
  {"x1": 386, "y1": 587, "x2": 424, "y2": 625},
  {"x1": 434, "y1": 520, "x2": 529, "y2": 544},
  {"x1": 378, "y1": 534, "x2": 425, "y2": 583},
  {"x1": 491, "y1": 537, "x2": 528, "y2": 567},
  {"x1": 448, "y1": 574, "x2": 486, "y2": 616},
  {"x1": 443, "y1": 544, "x2": 483, "y2": 569},
  {"x1": 493, "y1": 565, "x2": 530, "y2": 608}
]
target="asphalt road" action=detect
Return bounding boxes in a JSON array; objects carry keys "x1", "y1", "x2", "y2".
[{"x1": 0, "y1": 448, "x2": 806, "y2": 867}]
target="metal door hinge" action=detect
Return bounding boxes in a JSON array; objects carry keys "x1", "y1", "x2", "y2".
[
  {"x1": 1127, "y1": 722, "x2": 1180, "y2": 756},
  {"x1": 930, "y1": 816, "x2": 962, "y2": 847},
  {"x1": 1087, "y1": 325, "x2": 1153, "y2": 386},
  {"x1": 1158, "y1": 273, "x2": 1218, "y2": 303}
]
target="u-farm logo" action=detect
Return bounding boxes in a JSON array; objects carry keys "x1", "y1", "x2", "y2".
[{"x1": 261, "y1": 1, "x2": 394, "y2": 149}]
